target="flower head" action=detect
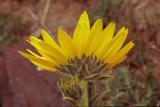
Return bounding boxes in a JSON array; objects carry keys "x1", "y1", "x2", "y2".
[{"x1": 19, "y1": 11, "x2": 134, "y2": 79}]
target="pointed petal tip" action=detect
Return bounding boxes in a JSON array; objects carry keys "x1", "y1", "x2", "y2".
[
  {"x1": 18, "y1": 51, "x2": 27, "y2": 57},
  {"x1": 125, "y1": 28, "x2": 129, "y2": 32},
  {"x1": 26, "y1": 49, "x2": 30, "y2": 51},
  {"x1": 58, "y1": 28, "x2": 64, "y2": 33},
  {"x1": 110, "y1": 21, "x2": 116, "y2": 25},
  {"x1": 131, "y1": 41, "x2": 135, "y2": 45},
  {"x1": 18, "y1": 51, "x2": 25, "y2": 55},
  {"x1": 58, "y1": 28, "x2": 67, "y2": 37},
  {"x1": 128, "y1": 40, "x2": 135, "y2": 46},
  {"x1": 26, "y1": 40, "x2": 31, "y2": 45},
  {"x1": 40, "y1": 29, "x2": 47, "y2": 37},
  {"x1": 28, "y1": 36, "x2": 37, "y2": 41},
  {"x1": 82, "y1": 10, "x2": 88, "y2": 15},
  {"x1": 40, "y1": 29, "x2": 46, "y2": 36},
  {"x1": 18, "y1": 51, "x2": 22, "y2": 54},
  {"x1": 95, "y1": 18, "x2": 103, "y2": 23},
  {"x1": 40, "y1": 29, "x2": 49, "y2": 35},
  {"x1": 80, "y1": 10, "x2": 89, "y2": 21},
  {"x1": 99, "y1": 18, "x2": 103, "y2": 21},
  {"x1": 26, "y1": 49, "x2": 33, "y2": 54},
  {"x1": 120, "y1": 27, "x2": 127, "y2": 31},
  {"x1": 108, "y1": 21, "x2": 116, "y2": 28},
  {"x1": 40, "y1": 28, "x2": 45, "y2": 32},
  {"x1": 120, "y1": 28, "x2": 128, "y2": 34},
  {"x1": 130, "y1": 42, "x2": 135, "y2": 49},
  {"x1": 112, "y1": 22, "x2": 116, "y2": 25}
]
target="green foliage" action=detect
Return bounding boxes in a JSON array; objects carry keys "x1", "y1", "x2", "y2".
[{"x1": 104, "y1": 67, "x2": 160, "y2": 106}]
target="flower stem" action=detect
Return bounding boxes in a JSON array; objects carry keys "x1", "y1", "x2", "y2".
[{"x1": 80, "y1": 80, "x2": 89, "y2": 107}]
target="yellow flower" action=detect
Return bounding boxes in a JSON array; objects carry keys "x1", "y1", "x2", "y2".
[{"x1": 19, "y1": 11, "x2": 134, "y2": 74}]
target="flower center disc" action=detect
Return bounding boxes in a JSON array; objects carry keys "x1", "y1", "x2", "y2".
[{"x1": 58, "y1": 55, "x2": 109, "y2": 80}]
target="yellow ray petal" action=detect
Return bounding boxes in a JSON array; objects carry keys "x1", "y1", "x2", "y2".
[
  {"x1": 104, "y1": 29, "x2": 128, "y2": 60},
  {"x1": 95, "y1": 22, "x2": 115, "y2": 55},
  {"x1": 95, "y1": 27, "x2": 126, "y2": 58},
  {"x1": 95, "y1": 27, "x2": 124, "y2": 58},
  {"x1": 73, "y1": 11, "x2": 90, "y2": 57},
  {"x1": 31, "y1": 61, "x2": 58, "y2": 72},
  {"x1": 102, "y1": 22, "x2": 116, "y2": 43},
  {"x1": 108, "y1": 56, "x2": 127, "y2": 69},
  {"x1": 101, "y1": 28, "x2": 128, "y2": 60},
  {"x1": 40, "y1": 29, "x2": 62, "y2": 52},
  {"x1": 28, "y1": 36, "x2": 67, "y2": 64},
  {"x1": 18, "y1": 51, "x2": 57, "y2": 71},
  {"x1": 28, "y1": 35, "x2": 42, "y2": 43},
  {"x1": 26, "y1": 49, "x2": 40, "y2": 57},
  {"x1": 58, "y1": 29, "x2": 76, "y2": 59},
  {"x1": 27, "y1": 36, "x2": 47, "y2": 57},
  {"x1": 38, "y1": 42, "x2": 67, "y2": 64},
  {"x1": 26, "y1": 49, "x2": 57, "y2": 65},
  {"x1": 27, "y1": 40, "x2": 57, "y2": 64},
  {"x1": 106, "y1": 41, "x2": 134, "y2": 63},
  {"x1": 84, "y1": 19, "x2": 103, "y2": 56},
  {"x1": 77, "y1": 11, "x2": 90, "y2": 30}
]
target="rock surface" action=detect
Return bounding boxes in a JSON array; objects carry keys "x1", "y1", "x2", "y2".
[{"x1": 0, "y1": 43, "x2": 63, "y2": 107}]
